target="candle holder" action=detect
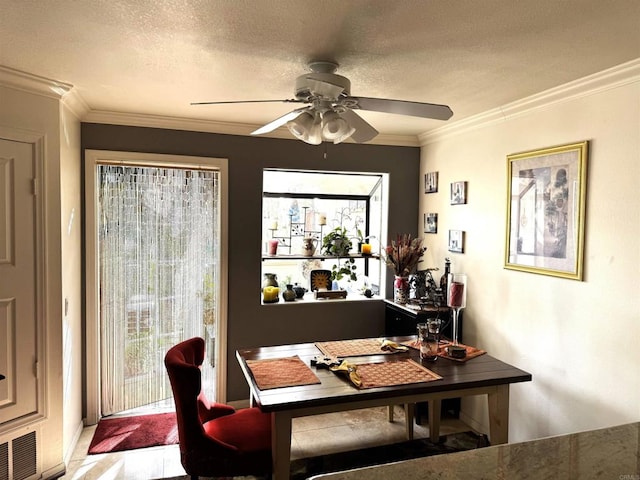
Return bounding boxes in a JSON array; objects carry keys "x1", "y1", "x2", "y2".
[{"x1": 447, "y1": 273, "x2": 467, "y2": 346}]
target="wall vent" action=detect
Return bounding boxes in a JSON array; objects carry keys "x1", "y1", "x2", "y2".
[
  {"x1": 0, "y1": 431, "x2": 38, "y2": 480},
  {"x1": 0, "y1": 441, "x2": 8, "y2": 480}
]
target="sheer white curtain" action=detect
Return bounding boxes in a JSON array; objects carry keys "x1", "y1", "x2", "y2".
[{"x1": 98, "y1": 164, "x2": 218, "y2": 415}]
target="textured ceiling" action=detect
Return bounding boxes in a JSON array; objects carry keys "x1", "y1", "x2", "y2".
[{"x1": 1, "y1": 0, "x2": 639, "y2": 142}]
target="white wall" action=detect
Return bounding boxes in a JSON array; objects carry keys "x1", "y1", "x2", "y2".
[
  {"x1": 420, "y1": 65, "x2": 640, "y2": 442},
  {"x1": 60, "y1": 101, "x2": 83, "y2": 463},
  {"x1": 0, "y1": 81, "x2": 78, "y2": 477}
]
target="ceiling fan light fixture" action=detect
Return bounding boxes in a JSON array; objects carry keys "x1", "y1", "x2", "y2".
[
  {"x1": 287, "y1": 110, "x2": 323, "y2": 145},
  {"x1": 321, "y1": 110, "x2": 356, "y2": 144}
]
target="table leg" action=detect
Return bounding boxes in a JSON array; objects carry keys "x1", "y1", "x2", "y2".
[
  {"x1": 487, "y1": 384, "x2": 510, "y2": 444},
  {"x1": 272, "y1": 411, "x2": 293, "y2": 480},
  {"x1": 387, "y1": 405, "x2": 394, "y2": 422},
  {"x1": 404, "y1": 403, "x2": 415, "y2": 440},
  {"x1": 428, "y1": 399, "x2": 441, "y2": 442}
]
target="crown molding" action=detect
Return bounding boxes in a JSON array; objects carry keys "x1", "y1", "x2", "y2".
[
  {"x1": 0, "y1": 65, "x2": 90, "y2": 120},
  {"x1": 61, "y1": 89, "x2": 90, "y2": 120},
  {"x1": 419, "y1": 58, "x2": 640, "y2": 145},
  {"x1": 83, "y1": 110, "x2": 420, "y2": 147},
  {"x1": 0, "y1": 65, "x2": 72, "y2": 99}
]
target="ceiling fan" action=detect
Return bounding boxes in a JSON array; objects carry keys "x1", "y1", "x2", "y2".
[{"x1": 192, "y1": 61, "x2": 453, "y2": 145}]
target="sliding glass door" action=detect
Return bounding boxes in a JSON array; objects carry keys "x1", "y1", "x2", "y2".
[{"x1": 97, "y1": 164, "x2": 219, "y2": 415}]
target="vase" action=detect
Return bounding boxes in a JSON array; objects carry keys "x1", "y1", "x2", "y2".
[
  {"x1": 393, "y1": 275, "x2": 410, "y2": 304},
  {"x1": 282, "y1": 284, "x2": 296, "y2": 302},
  {"x1": 447, "y1": 273, "x2": 467, "y2": 346},
  {"x1": 262, "y1": 273, "x2": 278, "y2": 291}
]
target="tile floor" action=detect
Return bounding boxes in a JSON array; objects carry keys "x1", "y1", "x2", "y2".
[{"x1": 60, "y1": 406, "x2": 472, "y2": 480}]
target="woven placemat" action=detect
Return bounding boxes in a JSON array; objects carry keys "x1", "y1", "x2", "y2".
[
  {"x1": 316, "y1": 338, "x2": 398, "y2": 358},
  {"x1": 437, "y1": 342, "x2": 487, "y2": 362},
  {"x1": 355, "y1": 359, "x2": 442, "y2": 389},
  {"x1": 246, "y1": 355, "x2": 321, "y2": 390}
]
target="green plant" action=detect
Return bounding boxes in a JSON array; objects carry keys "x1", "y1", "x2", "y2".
[
  {"x1": 197, "y1": 273, "x2": 216, "y2": 326},
  {"x1": 322, "y1": 227, "x2": 352, "y2": 256},
  {"x1": 331, "y1": 258, "x2": 358, "y2": 282},
  {"x1": 124, "y1": 334, "x2": 153, "y2": 377}
]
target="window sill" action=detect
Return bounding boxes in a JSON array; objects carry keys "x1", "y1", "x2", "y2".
[
  {"x1": 262, "y1": 253, "x2": 379, "y2": 261},
  {"x1": 261, "y1": 293, "x2": 382, "y2": 305}
]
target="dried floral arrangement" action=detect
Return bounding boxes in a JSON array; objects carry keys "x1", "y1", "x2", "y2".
[{"x1": 382, "y1": 234, "x2": 427, "y2": 277}]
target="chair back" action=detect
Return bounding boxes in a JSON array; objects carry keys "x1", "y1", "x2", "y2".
[
  {"x1": 165, "y1": 337, "x2": 272, "y2": 477},
  {"x1": 164, "y1": 337, "x2": 208, "y2": 453}
]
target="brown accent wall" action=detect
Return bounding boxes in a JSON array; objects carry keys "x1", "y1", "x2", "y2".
[{"x1": 81, "y1": 124, "x2": 420, "y2": 400}]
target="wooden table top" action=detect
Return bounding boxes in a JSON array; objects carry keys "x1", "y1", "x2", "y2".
[{"x1": 236, "y1": 336, "x2": 532, "y2": 413}]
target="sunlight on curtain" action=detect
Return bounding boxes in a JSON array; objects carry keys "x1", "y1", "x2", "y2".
[{"x1": 98, "y1": 165, "x2": 218, "y2": 415}]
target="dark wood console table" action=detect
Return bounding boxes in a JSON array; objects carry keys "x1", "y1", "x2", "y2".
[{"x1": 384, "y1": 299, "x2": 462, "y2": 340}]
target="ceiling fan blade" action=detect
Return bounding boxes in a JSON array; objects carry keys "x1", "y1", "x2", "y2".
[
  {"x1": 251, "y1": 107, "x2": 310, "y2": 135},
  {"x1": 191, "y1": 99, "x2": 304, "y2": 106},
  {"x1": 341, "y1": 109, "x2": 378, "y2": 143},
  {"x1": 347, "y1": 96, "x2": 453, "y2": 121}
]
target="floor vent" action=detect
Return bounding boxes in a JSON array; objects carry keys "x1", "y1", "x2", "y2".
[{"x1": 0, "y1": 431, "x2": 37, "y2": 480}]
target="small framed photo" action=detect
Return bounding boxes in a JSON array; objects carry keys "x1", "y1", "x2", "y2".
[
  {"x1": 448, "y1": 230, "x2": 464, "y2": 253},
  {"x1": 450, "y1": 181, "x2": 467, "y2": 205},
  {"x1": 424, "y1": 213, "x2": 438, "y2": 234},
  {"x1": 424, "y1": 172, "x2": 438, "y2": 193}
]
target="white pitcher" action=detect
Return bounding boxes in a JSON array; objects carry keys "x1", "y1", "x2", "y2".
[{"x1": 302, "y1": 237, "x2": 318, "y2": 256}]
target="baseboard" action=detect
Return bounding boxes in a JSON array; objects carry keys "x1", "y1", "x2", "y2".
[
  {"x1": 459, "y1": 410, "x2": 486, "y2": 437},
  {"x1": 63, "y1": 419, "x2": 85, "y2": 467},
  {"x1": 42, "y1": 462, "x2": 66, "y2": 479}
]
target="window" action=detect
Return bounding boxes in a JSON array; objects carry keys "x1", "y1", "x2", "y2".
[{"x1": 262, "y1": 169, "x2": 387, "y2": 296}]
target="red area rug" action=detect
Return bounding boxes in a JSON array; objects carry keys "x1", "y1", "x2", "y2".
[{"x1": 88, "y1": 412, "x2": 179, "y2": 454}]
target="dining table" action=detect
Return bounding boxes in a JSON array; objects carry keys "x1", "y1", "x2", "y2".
[{"x1": 236, "y1": 336, "x2": 532, "y2": 480}]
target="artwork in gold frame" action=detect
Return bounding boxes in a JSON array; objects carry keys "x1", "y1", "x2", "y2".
[{"x1": 504, "y1": 141, "x2": 588, "y2": 280}]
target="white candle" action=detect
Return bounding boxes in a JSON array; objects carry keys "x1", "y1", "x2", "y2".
[
  {"x1": 318, "y1": 214, "x2": 327, "y2": 226},
  {"x1": 269, "y1": 220, "x2": 278, "y2": 230}
]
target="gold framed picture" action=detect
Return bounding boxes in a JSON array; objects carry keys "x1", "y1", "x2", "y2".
[{"x1": 504, "y1": 141, "x2": 588, "y2": 280}]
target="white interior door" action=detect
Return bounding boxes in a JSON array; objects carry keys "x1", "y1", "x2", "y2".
[{"x1": 0, "y1": 138, "x2": 38, "y2": 425}]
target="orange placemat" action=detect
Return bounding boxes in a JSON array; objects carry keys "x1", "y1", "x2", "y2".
[
  {"x1": 316, "y1": 338, "x2": 398, "y2": 358},
  {"x1": 437, "y1": 342, "x2": 487, "y2": 362},
  {"x1": 355, "y1": 359, "x2": 442, "y2": 389},
  {"x1": 402, "y1": 339, "x2": 487, "y2": 362},
  {"x1": 246, "y1": 355, "x2": 321, "y2": 390}
]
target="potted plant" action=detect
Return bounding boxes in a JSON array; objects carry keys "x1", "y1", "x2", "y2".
[
  {"x1": 354, "y1": 229, "x2": 376, "y2": 253},
  {"x1": 331, "y1": 258, "x2": 358, "y2": 283},
  {"x1": 321, "y1": 226, "x2": 352, "y2": 256},
  {"x1": 381, "y1": 234, "x2": 427, "y2": 304}
]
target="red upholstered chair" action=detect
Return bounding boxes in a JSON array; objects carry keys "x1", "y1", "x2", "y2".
[{"x1": 164, "y1": 337, "x2": 272, "y2": 479}]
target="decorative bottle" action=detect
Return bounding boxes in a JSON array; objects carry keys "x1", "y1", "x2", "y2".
[{"x1": 439, "y1": 258, "x2": 451, "y2": 304}]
